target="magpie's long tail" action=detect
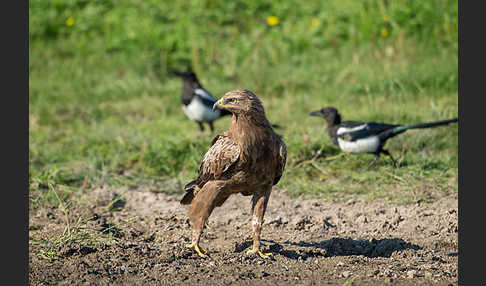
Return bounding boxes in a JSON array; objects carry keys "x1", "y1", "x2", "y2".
[
  {"x1": 393, "y1": 118, "x2": 458, "y2": 133},
  {"x1": 380, "y1": 118, "x2": 458, "y2": 141}
]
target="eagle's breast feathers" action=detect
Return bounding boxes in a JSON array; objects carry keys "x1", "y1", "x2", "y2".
[{"x1": 181, "y1": 130, "x2": 286, "y2": 205}]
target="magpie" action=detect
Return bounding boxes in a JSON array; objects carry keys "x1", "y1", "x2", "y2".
[
  {"x1": 309, "y1": 106, "x2": 458, "y2": 168},
  {"x1": 172, "y1": 69, "x2": 231, "y2": 132}
]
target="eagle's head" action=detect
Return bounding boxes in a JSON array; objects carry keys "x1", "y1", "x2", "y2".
[
  {"x1": 213, "y1": 89, "x2": 265, "y2": 115},
  {"x1": 309, "y1": 106, "x2": 341, "y2": 125}
]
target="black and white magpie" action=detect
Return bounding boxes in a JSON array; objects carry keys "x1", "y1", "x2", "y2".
[
  {"x1": 172, "y1": 69, "x2": 231, "y2": 132},
  {"x1": 309, "y1": 106, "x2": 458, "y2": 168}
]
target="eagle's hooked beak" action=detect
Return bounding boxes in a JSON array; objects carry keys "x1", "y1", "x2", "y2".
[
  {"x1": 212, "y1": 99, "x2": 222, "y2": 111},
  {"x1": 213, "y1": 98, "x2": 232, "y2": 111},
  {"x1": 309, "y1": 110, "x2": 323, "y2": 117}
]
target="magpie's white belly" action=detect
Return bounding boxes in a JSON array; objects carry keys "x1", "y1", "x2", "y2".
[
  {"x1": 182, "y1": 97, "x2": 220, "y2": 122},
  {"x1": 337, "y1": 136, "x2": 380, "y2": 153}
]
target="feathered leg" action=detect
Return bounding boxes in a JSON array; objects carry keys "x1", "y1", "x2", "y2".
[
  {"x1": 186, "y1": 181, "x2": 224, "y2": 258},
  {"x1": 247, "y1": 187, "x2": 272, "y2": 258}
]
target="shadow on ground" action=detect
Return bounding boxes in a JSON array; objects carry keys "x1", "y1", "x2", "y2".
[{"x1": 235, "y1": 237, "x2": 421, "y2": 260}]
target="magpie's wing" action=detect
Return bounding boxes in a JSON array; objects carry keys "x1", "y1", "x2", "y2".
[
  {"x1": 338, "y1": 122, "x2": 398, "y2": 141},
  {"x1": 339, "y1": 121, "x2": 367, "y2": 128},
  {"x1": 194, "y1": 88, "x2": 218, "y2": 107}
]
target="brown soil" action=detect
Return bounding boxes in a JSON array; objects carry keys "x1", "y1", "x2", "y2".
[{"x1": 29, "y1": 186, "x2": 458, "y2": 285}]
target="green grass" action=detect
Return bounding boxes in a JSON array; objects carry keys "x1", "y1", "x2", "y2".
[
  {"x1": 29, "y1": 184, "x2": 133, "y2": 261},
  {"x1": 29, "y1": 0, "x2": 458, "y2": 209}
]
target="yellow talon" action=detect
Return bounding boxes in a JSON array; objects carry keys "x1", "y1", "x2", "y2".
[
  {"x1": 247, "y1": 248, "x2": 273, "y2": 258},
  {"x1": 186, "y1": 242, "x2": 208, "y2": 258}
]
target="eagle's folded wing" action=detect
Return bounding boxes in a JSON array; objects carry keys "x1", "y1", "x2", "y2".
[
  {"x1": 181, "y1": 132, "x2": 240, "y2": 204},
  {"x1": 198, "y1": 132, "x2": 240, "y2": 182},
  {"x1": 273, "y1": 138, "x2": 287, "y2": 185}
]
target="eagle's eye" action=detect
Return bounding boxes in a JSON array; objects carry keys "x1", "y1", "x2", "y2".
[{"x1": 230, "y1": 98, "x2": 237, "y2": 104}]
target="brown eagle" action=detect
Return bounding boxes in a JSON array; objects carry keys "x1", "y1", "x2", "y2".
[{"x1": 180, "y1": 89, "x2": 287, "y2": 258}]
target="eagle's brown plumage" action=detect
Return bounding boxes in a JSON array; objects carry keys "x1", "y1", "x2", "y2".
[{"x1": 181, "y1": 88, "x2": 287, "y2": 258}]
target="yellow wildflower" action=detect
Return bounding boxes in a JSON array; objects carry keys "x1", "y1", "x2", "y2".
[
  {"x1": 66, "y1": 16, "x2": 75, "y2": 27},
  {"x1": 382, "y1": 15, "x2": 389, "y2": 22},
  {"x1": 381, "y1": 27, "x2": 389, "y2": 37},
  {"x1": 311, "y1": 18, "x2": 320, "y2": 28},
  {"x1": 267, "y1": 16, "x2": 279, "y2": 27}
]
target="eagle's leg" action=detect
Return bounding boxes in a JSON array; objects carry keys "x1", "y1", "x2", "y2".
[
  {"x1": 186, "y1": 235, "x2": 208, "y2": 257},
  {"x1": 186, "y1": 181, "x2": 224, "y2": 258},
  {"x1": 209, "y1": 121, "x2": 215, "y2": 133},
  {"x1": 247, "y1": 188, "x2": 272, "y2": 258}
]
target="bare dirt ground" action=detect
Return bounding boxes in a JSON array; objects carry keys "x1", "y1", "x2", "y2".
[{"x1": 29, "y1": 185, "x2": 458, "y2": 285}]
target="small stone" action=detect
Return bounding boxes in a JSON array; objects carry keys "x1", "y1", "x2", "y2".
[
  {"x1": 346, "y1": 199, "x2": 356, "y2": 205},
  {"x1": 342, "y1": 271, "x2": 352, "y2": 278},
  {"x1": 407, "y1": 270, "x2": 417, "y2": 278},
  {"x1": 358, "y1": 216, "x2": 369, "y2": 224}
]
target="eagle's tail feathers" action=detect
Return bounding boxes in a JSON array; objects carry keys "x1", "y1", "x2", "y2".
[
  {"x1": 180, "y1": 191, "x2": 194, "y2": 205},
  {"x1": 180, "y1": 180, "x2": 197, "y2": 205}
]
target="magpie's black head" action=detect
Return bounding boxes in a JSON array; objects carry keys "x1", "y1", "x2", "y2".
[
  {"x1": 171, "y1": 70, "x2": 198, "y2": 82},
  {"x1": 309, "y1": 106, "x2": 341, "y2": 125}
]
